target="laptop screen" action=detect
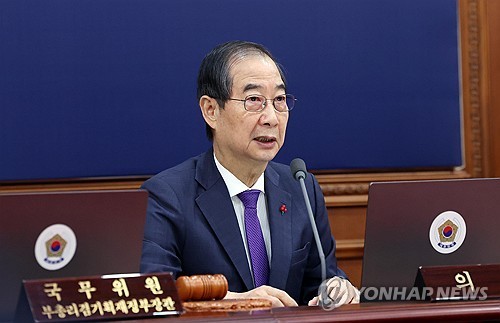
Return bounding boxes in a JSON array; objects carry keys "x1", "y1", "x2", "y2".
[
  {"x1": 0, "y1": 189, "x2": 147, "y2": 322},
  {"x1": 361, "y1": 178, "x2": 500, "y2": 299}
]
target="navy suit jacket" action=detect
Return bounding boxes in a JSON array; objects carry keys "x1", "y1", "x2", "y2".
[{"x1": 140, "y1": 150, "x2": 345, "y2": 305}]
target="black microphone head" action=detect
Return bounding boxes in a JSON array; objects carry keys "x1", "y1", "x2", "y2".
[{"x1": 290, "y1": 158, "x2": 307, "y2": 181}]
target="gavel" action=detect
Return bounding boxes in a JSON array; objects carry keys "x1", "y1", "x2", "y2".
[{"x1": 175, "y1": 274, "x2": 228, "y2": 301}]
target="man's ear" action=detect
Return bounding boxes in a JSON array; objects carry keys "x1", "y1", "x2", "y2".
[{"x1": 199, "y1": 95, "x2": 219, "y2": 129}]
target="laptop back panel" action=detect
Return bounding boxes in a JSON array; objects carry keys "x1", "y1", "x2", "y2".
[
  {"x1": 361, "y1": 178, "x2": 500, "y2": 291},
  {"x1": 0, "y1": 190, "x2": 147, "y2": 322}
]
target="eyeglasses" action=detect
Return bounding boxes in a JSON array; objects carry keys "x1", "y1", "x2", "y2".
[{"x1": 227, "y1": 94, "x2": 296, "y2": 112}]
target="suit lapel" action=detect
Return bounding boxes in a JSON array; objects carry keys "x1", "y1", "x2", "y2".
[
  {"x1": 194, "y1": 151, "x2": 254, "y2": 290},
  {"x1": 265, "y1": 165, "x2": 293, "y2": 290}
]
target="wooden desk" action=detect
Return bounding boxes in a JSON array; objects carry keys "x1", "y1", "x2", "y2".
[{"x1": 121, "y1": 300, "x2": 500, "y2": 322}]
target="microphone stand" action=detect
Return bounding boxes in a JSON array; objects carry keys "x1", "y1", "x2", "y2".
[{"x1": 295, "y1": 167, "x2": 326, "y2": 284}]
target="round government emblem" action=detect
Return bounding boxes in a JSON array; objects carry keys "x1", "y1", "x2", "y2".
[
  {"x1": 34, "y1": 224, "x2": 77, "y2": 270},
  {"x1": 429, "y1": 211, "x2": 466, "y2": 254}
]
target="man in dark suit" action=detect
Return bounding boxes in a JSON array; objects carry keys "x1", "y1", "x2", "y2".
[{"x1": 140, "y1": 40, "x2": 358, "y2": 307}]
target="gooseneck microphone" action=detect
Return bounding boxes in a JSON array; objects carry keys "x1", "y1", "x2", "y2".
[{"x1": 290, "y1": 158, "x2": 326, "y2": 284}]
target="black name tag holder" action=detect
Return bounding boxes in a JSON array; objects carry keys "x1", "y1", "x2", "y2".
[
  {"x1": 415, "y1": 263, "x2": 500, "y2": 301},
  {"x1": 16, "y1": 272, "x2": 182, "y2": 322}
]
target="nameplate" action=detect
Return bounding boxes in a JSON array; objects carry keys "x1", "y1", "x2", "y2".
[
  {"x1": 21, "y1": 272, "x2": 182, "y2": 322},
  {"x1": 415, "y1": 263, "x2": 500, "y2": 301}
]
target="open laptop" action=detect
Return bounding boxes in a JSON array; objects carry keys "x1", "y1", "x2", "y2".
[
  {"x1": 0, "y1": 189, "x2": 148, "y2": 322},
  {"x1": 361, "y1": 178, "x2": 500, "y2": 295}
]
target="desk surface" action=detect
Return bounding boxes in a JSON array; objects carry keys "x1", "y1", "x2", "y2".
[{"x1": 122, "y1": 300, "x2": 500, "y2": 322}]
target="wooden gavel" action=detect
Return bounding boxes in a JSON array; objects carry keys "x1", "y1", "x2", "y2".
[{"x1": 175, "y1": 274, "x2": 228, "y2": 301}]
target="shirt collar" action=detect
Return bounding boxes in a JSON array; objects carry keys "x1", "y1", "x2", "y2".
[{"x1": 214, "y1": 153, "x2": 265, "y2": 197}]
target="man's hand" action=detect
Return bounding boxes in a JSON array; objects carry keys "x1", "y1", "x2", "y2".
[
  {"x1": 308, "y1": 277, "x2": 360, "y2": 308},
  {"x1": 224, "y1": 285, "x2": 298, "y2": 308}
]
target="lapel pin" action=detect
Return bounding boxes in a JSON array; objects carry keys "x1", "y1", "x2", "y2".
[{"x1": 279, "y1": 204, "x2": 288, "y2": 216}]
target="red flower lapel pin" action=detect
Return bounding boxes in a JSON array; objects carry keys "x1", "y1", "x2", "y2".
[{"x1": 279, "y1": 204, "x2": 288, "y2": 216}]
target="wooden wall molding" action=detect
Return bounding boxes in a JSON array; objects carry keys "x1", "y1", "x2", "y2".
[
  {"x1": 335, "y1": 239, "x2": 364, "y2": 260},
  {"x1": 317, "y1": 169, "x2": 470, "y2": 207},
  {"x1": 0, "y1": 178, "x2": 145, "y2": 193},
  {"x1": 460, "y1": 0, "x2": 489, "y2": 178}
]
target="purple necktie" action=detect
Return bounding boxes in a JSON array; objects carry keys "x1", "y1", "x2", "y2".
[{"x1": 237, "y1": 189, "x2": 269, "y2": 287}]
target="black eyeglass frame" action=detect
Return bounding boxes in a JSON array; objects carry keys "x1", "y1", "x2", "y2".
[{"x1": 227, "y1": 94, "x2": 296, "y2": 112}]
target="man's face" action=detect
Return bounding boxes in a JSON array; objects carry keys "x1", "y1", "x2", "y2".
[{"x1": 213, "y1": 54, "x2": 289, "y2": 171}]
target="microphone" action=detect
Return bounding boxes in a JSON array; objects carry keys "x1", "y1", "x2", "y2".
[{"x1": 290, "y1": 158, "x2": 326, "y2": 284}]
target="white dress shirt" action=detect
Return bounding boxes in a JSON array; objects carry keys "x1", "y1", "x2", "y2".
[{"x1": 213, "y1": 155, "x2": 272, "y2": 275}]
